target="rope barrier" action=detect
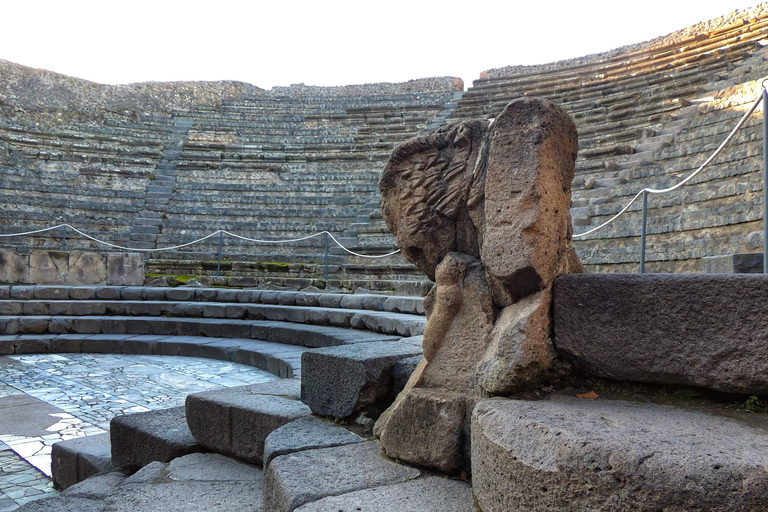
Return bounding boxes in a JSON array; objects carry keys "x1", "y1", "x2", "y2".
[
  {"x1": 0, "y1": 224, "x2": 401, "y2": 259},
  {"x1": 573, "y1": 91, "x2": 764, "y2": 238}
]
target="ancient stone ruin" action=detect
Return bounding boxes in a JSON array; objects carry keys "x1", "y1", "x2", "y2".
[{"x1": 375, "y1": 97, "x2": 582, "y2": 472}]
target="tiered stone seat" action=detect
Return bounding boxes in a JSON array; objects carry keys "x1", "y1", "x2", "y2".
[
  {"x1": 156, "y1": 84, "x2": 456, "y2": 270},
  {"x1": 352, "y1": 7, "x2": 768, "y2": 273},
  {"x1": 0, "y1": 116, "x2": 172, "y2": 250}
]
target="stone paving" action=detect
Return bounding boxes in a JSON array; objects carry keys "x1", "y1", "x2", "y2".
[{"x1": 0, "y1": 353, "x2": 278, "y2": 509}]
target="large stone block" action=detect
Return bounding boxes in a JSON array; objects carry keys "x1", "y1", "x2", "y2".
[
  {"x1": 0, "y1": 249, "x2": 28, "y2": 284},
  {"x1": 29, "y1": 251, "x2": 68, "y2": 284},
  {"x1": 69, "y1": 251, "x2": 107, "y2": 285},
  {"x1": 51, "y1": 433, "x2": 115, "y2": 490},
  {"x1": 106, "y1": 253, "x2": 144, "y2": 286},
  {"x1": 300, "y1": 341, "x2": 422, "y2": 418},
  {"x1": 472, "y1": 396, "x2": 768, "y2": 512},
  {"x1": 186, "y1": 380, "x2": 310, "y2": 465},
  {"x1": 110, "y1": 406, "x2": 202, "y2": 471},
  {"x1": 295, "y1": 477, "x2": 478, "y2": 512},
  {"x1": 263, "y1": 416, "x2": 362, "y2": 468},
  {"x1": 264, "y1": 441, "x2": 421, "y2": 512},
  {"x1": 554, "y1": 273, "x2": 768, "y2": 394}
]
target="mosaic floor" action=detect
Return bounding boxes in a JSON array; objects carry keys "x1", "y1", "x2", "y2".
[{"x1": 0, "y1": 354, "x2": 278, "y2": 509}]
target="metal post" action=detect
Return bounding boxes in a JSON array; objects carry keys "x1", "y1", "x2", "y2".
[
  {"x1": 763, "y1": 87, "x2": 768, "y2": 274},
  {"x1": 216, "y1": 230, "x2": 223, "y2": 278},
  {"x1": 61, "y1": 225, "x2": 67, "y2": 252},
  {"x1": 324, "y1": 232, "x2": 329, "y2": 282},
  {"x1": 640, "y1": 190, "x2": 648, "y2": 274}
]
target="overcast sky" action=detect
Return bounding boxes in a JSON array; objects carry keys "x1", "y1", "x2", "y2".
[{"x1": 1, "y1": 1, "x2": 763, "y2": 89}]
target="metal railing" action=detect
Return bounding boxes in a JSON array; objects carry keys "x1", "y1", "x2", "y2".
[
  {"x1": 0, "y1": 224, "x2": 401, "y2": 279},
  {"x1": 572, "y1": 85, "x2": 767, "y2": 273}
]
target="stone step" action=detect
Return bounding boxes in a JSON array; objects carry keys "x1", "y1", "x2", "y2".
[
  {"x1": 1, "y1": 286, "x2": 425, "y2": 314},
  {"x1": 185, "y1": 379, "x2": 310, "y2": 465},
  {"x1": 51, "y1": 433, "x2": 116, "y2": 490},
  {"x1": 472, "y1": 396, "x2": 768, "y2": 512},
  {"x1": 0, "y1": 333, "x2": 305, "y2": 377},
  {"x1": 300, "y1": 341, "x2": 423, "y2": 419},
  {"x1": 554, "y1": 273, "x2": 768, "y2": 395},
  {"x1": 110, "y1": 406, "x2": 202, "y2": 472},
  {"x1": 0, "y1": 300, "x2": 425, "y2": 337},
  {"x1": 262, "y1": 416, "x2": 363, "y2": 469},
  {"x1": 294, "y1": 477, "x2": 477, "y2": 512},
  {"x1": 263, "y1": 440, "x2": 421, "y2": 512},
  {"x1": 0, "y1": 315, "x2": 404, "y2": 350}
]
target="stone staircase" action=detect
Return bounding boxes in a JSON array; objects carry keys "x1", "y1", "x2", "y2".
[{"x1": 127, "y1": 117, "x2": 193, "y2": 250}]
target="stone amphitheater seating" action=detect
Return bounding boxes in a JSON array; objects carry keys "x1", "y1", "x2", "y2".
[
  {"x1": 0, "y1": 75, "x2": 456, "y2": 291},
  {"x1": 353, "y1": 9, "x2": 768, "y2": 273}
]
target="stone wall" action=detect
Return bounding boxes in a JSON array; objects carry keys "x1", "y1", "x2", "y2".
[{"x1": 0, "y1": 249, "x2": 143, "y2": 285}]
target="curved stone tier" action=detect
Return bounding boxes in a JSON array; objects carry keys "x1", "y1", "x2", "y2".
[{"x1": 444, "y1": 5, "x2": 768, "y2": 272}]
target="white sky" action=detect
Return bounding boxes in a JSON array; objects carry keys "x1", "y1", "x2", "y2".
[{"x1": 1, "y1": 1, "x2": 763, "y2": 90}]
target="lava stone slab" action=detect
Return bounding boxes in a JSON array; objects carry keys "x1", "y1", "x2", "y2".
[
  {"x1": 301, "y1": 341, "x2": 422, "y2": 418},
  {"x1": 186, "y1": 379, "x2": 310, "y2": 465},
  {"x1": 263, "y1": 416, "x2": 362, "y2": 468},
  {"x1": 264, "y1": 441, "x2": 421, "y2": 512},
  {"x1": 110, "y1": 407, "x2": 202, "y2": 471},
  {"x1": 51, "y1": 433, "x2": 116, "y2": 490},
  {"x1": 472, "y1": 396, "x2": 768, "y2": 512},
  {"x1": 554, "y1": 273, "x2": 768, "y2": 394}
]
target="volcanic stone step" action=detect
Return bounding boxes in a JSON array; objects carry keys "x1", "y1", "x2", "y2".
[
  {"x1": 0, "y1": 300, "x2": 426, "y2": 337},
  {"x1": 0, "y1": 334, "x2": 305, "y2": 377},
  {"x1": 300, "y1": 341, "x2": 423, "y2": 418},
  {"x1": 264, "y1": 441, "x2": 421, "y2": 512},
  {"x1": 472, "y1": 396, "x2": 768, "y2": 512},
  {"x1": 186, "y1": 379, "x2": 310, "y2": 465},
  {"x1": 111, "y1": 407, "x2": 203, "y2": 472},
  {"x1": 1, "y1": 286, "x2": 426, "y2": 315},
  {"x1": 263, "y1": 416, "x2": 363, "y2": 468},
  {"x1": 51, "y1": 433, "x2": 116, "y2": 490},
  {"x1": 295, "y1": 477, "x2": 478, "y2": 512},
  {"x1": 553, "y1": 273, "x2": 768, "y2": 394},
  {"x1": 0, "y1": 315, "x2": 404, "y2": 347}
]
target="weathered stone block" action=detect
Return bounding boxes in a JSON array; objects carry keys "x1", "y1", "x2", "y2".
[
  {"x1": 301, "y1": 341, "x2": 422, "y2": 418},
  {"x1": 0, "y1": 249, "x2": 27, "y2": 284},
  {"x1": 472, "y1": 397, "x2": 768, "y2": 512},
  {"x1": 68, "y1": 251, "x2": 107, "y2": 285},
  {"x1": 29, "y1": 251, "x2": 68, "y2": 284},
  {"x1": 106, "y1": 253, "x2": 144, "y2": 286},
  {"x1": 110, "y1": 406, "x2": 202, "y2": 471},
  {"x1": 51, "y1": 433, "x2": 115, "y2": 490},
  {"x1": 294, "y1": 477, "x2": 478, "y2": 512},
  {"x1": 263, "y1": 416, "x2": 362, "y2": 468},
  {"x1": 186, "y1": 381, "x2": 310, "y2": 465},
  {"x1": 264, "y1": 441, "x2": 420, "y2": 512},
  {"x1": 554, "y1": 273, "x2": 768, "y2": 394}
]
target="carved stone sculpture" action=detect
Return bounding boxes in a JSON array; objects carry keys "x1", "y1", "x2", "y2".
[{"x1": 375, "y1": 97, "x2": 582, "y2": 473}]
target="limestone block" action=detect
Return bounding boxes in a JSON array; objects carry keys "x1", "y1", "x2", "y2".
[
  {"x1": 68, "y1": 251, "x2": 107, "y2": 285},
  {"x1": 106, "y1": 253, "x2": 144, "y2": 286},
  {"x1": 300, "y1": 341, "x2": 422, "y2": 418},
  {"x1": 29, "y1": 251, "x2": 68, "y2": 284},
  {"x1": 0, "y1": 249, "x2": 28, "y2": 284},
  {"x1": 554, "y1": 273, "x2": 768, "y2": 394},
  {"x1": 472, "y1": 397, "x2": 768, "y2": 512}
]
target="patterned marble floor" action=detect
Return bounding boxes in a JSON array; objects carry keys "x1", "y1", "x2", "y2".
[{"x1": 0, "y1": 354, "x2": 278, "y2": 509}]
